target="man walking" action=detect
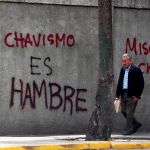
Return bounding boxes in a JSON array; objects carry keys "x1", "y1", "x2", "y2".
[{"x1": 116, "y1": 53, "x2": 144, "y2": 135}]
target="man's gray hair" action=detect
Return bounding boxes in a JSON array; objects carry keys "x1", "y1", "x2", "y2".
[{"x1": 122, "y1": 53, "x2": 132, "y2": 60}]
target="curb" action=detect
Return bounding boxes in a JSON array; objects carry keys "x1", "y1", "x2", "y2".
[{"x1": 0, "y1": 141, "x2": 150, "y2": 150}]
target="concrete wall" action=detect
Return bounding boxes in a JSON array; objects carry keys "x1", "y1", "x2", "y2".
[
  {"x1": 0, "y1": 0, "x2": 150, "y2": 135},
  {"x1": 112, "y1": 0, "x2": 150, "y2": 9},
  {"x1": 0, "y1": 0, "x2": 98, "y2": 6},
  {"x1": 112, "y1": 1, "x2": 150, "y2": 133},
  {"x1": 0, "y1": 1, "x2": 99, "y2": 135}
]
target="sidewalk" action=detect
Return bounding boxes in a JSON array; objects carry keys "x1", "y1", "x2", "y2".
[{"x1": 0, "y1": 134, "x2": 150, "y2": 149}]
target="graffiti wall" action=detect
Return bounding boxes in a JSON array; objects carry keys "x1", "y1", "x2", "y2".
[
  {"x1": 113, "y1": 8, "x2": 150, "y2": 132},
  {"x1": 0, "y1": 2, "x2": 99, "y2": 135}
]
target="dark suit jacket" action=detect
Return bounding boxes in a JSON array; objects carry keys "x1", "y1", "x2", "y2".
[{"x1": 116, "y1": 65, "x2": 144, "y2": 98}]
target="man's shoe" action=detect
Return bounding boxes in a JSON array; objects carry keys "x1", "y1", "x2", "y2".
[
  {"x1": 133, "y1": 123, "x2": 142, "y2": 134},
  {"x1": 122, "y1": 130, "x2": 133, "y2": 135}
]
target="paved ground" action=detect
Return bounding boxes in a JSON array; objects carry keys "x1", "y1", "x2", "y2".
[{"x1": 0, "y1": 134, "x2": 150, "y2": 149}]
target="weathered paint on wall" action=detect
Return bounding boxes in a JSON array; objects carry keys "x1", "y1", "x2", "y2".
[
  {"x1": 0, "y1": 2, "x2": 99, "y2": 135},
  {"x1": 0, "y1": 0, "x2": 98, "y2": 6}
]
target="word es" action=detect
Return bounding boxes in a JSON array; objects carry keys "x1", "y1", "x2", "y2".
[
  {"x1": 30, "y1": 56, "x2": 52, "y2": 76},
  {"x1": 126, "y1": 37, "x2": 150, "y2": 55},
  {"x1": 10, "y1": 77, "x2": 88, "y2": 115},
  {"x1": 4, "y1": 32, "x2": 75, "y2": 48}
]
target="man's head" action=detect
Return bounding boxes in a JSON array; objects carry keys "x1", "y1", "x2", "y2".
[{"x1": 121, "y1": 53, "x2": 132, "y2": 68}]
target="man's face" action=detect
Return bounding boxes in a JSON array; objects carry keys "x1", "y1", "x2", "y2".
[{"x1": 122, "y1": 56, "x2": 132, "y2": 68}]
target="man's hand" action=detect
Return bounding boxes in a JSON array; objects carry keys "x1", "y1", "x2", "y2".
[{"x1": 132, "y1": 96, "x2": 139, "y2": 102}]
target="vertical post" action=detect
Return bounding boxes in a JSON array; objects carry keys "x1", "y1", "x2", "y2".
[{"x1": 86, "y1": 0, "x2": 113, "y2": 141}]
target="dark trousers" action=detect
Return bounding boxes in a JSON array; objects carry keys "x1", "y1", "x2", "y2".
[{"x1": 121, "y1": 92, "x2": 139, "y2": 131}]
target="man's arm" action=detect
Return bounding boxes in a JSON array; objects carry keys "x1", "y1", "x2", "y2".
[
  {"x1": 134, "y1": 68, "x2": 144, "y2": 99},
  {"x1": 138, "y1": 68, "x2": 144, "y2": 96},
  {"x1": 116, "y1": 69, "x2": 123, "y2": 98}
]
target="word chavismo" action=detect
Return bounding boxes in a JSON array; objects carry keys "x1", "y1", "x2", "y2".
[{"x1": 4, "y1": 32, "x2": 75, "y2": 48}]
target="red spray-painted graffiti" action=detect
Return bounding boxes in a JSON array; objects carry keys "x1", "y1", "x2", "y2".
[
  {"x1": 126, "y1": 37, "x2": 150, "y2": 55},
  {"x1": 4, "y1": 32, "x2": 75, "y2": 48},
  {"x1": 125, "y1": 37, "x2": 150, "y2": 73},
  {"x1": 2, "y1": 30, "x2": 88, "y2": 114},
  {"x1": 10, "y1": 77, "x2": 88, "y2": 115}
]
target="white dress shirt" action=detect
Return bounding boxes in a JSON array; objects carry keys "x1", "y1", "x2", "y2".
[{"x1": 123, "y1": 65, "x2": 131, "y2": 90}]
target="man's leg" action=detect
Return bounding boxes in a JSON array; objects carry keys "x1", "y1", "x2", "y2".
[
  {"x1": 122, "y1": 109, "x2": 139, "y2": 127},
  {"x1": 125, "y1": 96, "x2": 141, "y2": 133},
  {"x1": 121, "y1": 92, "x2": 140, "y2": 134},
  {"x1": 121, "y1": 94, "x2": 128, "y2": 131}
]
